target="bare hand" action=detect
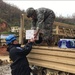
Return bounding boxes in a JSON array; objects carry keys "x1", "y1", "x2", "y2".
[{"x1": 28, "y1": 38, "x2": 35, "y2": 43}]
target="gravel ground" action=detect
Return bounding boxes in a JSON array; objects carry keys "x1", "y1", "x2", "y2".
[
  {"x1": 0, "y1": 64, "x2": 34, "y2": 75},
  {"x1": 0, "y1": 56, "x2": 34, "y2": 75},
  {"x1": 0, "y1": 64, "x2": 11, "y2": 75}
]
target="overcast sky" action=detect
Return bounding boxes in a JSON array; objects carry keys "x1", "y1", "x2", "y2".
[{"x1": 3, "y1": 0, "x2": 75, "y2": 17}]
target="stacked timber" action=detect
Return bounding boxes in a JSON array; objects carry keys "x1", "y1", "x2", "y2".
[
  {"x1": 27, "y1": 46, "x2": 75, "y2": 74},
  {"x1": 53, "y1": 22, "x2": 75, "y2": 37}
]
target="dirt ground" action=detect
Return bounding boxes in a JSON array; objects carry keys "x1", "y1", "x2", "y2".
[
  {"x1": 0, "y1": 56, "x2": 34, "y2": 75},
  {"x1": 0, "y1": 64, "x2": 11, "y2": 75},
  {"x1": 0, "y1": 55, "x2": 11, "y2": 75}
]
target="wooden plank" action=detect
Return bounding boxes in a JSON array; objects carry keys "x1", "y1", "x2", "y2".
[
  {"x1": 0, "y1": 55, "x2": 10, "y2": 62},
  {"x1": 52, "y1": 33, "x2": 75, "y2": 37},
  {"x1": 23, "y1": 46, "x2": 75, "y2": 74},
  {"x1": 31, "y1": 49, "x2": 75, "y2": 58},
  {"x1": 28, "y1": 58, "x2": 75, "y2": 74},
  {"x1": 53, "y1": 22, "x2": 75, "y2": 37},
  {"x1": 32, "y1": 46, "x2": 75, "y2": 52},
  {"x1": 28, "y1": 53, "x2": 75, "y2": 65},
  {"x1": 27, "y1": 46, "x2": 75, "y2": 74},
  {"x1": 54, "y1": 22, "x2": 75, "y2": 29}
]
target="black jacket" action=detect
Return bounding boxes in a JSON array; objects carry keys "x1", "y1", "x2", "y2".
[{"x1": 7, "y1": 42, "x2": 33, "y2": 75}]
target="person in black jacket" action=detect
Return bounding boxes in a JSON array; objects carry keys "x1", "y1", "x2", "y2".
[{"x1": 5, "y1": 34, "x2": 35, "y2": 75}]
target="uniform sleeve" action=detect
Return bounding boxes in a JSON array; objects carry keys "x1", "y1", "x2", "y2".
[
  {"x1": 16, "y1": 42, "x2": 33, "y2": 56},
  {"x1": 36, "y1": 13, "x2": 44, "y2": 29},
  {"x1": 31, "y1": 20, "x2": 36, "y2": 30}
]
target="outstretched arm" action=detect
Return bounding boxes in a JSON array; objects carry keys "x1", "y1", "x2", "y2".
[
  {"x1": 16, "y1": 38, "x2": 35, "y2": 56},
  {"x1": 34, "y1": 20, "x2": 44, "y2": 38}
]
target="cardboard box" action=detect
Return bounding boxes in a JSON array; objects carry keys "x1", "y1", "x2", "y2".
[{"x1": 26, "y1": 30, "x2": 39, "y2": 40}]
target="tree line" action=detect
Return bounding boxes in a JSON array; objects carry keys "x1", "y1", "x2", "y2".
[{"x1": 0, "y1": 0, "x2": 75, "y2": 29}]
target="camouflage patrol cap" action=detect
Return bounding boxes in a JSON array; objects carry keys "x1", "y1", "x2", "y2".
[{"x1": 26, "y1": 7, "x2": 35, "y2": 18}]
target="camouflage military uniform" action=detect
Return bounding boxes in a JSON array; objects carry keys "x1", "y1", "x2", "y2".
[{"x1": 31, "y1": 8, "x2": 55, "y2": 45}]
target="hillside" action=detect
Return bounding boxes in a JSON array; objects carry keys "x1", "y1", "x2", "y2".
[
  {"x1": 0, "y1": 0, "x2": 25, "y2": 26},
  {"x1": 0, "y1": 0, "x2": 75, "y2": 29}
]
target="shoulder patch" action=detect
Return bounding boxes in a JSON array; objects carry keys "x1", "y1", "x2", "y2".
[{"x1": 16, "y1": 47, "x2": 23, "y2": 50}]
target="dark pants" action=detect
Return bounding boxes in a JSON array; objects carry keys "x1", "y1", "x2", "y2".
[{"x1": 11, "y1": 64, "x2": 31, "y2": 75}]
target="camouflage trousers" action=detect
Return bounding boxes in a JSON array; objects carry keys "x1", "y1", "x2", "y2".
[
  {"x1": 41, "y1": 13, "x2": 54, "y2": 39},
  {"x1": 40, "y1": 14, "x2": 55, "y2": 45},
  {"x1": 40, "y1": 29, "x2": 52, "y2": 40}
]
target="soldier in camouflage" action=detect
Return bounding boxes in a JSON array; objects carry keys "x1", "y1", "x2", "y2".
[{"x1": 26, "y1": 7, "x2": 55, "y2": 45}]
